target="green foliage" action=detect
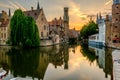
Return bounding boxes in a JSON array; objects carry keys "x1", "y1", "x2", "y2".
[
  {"x1": 80, "y1": 43, "x2": 97, "y2": 63},
  {"x1": 10, "y1": 9, "x2": 40, "y2": 47},
  {"x1": 80, "y1": 21, "x2": 98, "y2": 39}
]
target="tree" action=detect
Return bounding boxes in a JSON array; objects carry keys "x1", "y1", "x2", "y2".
[
  {"x1": 80, "y1": 21, "x2": 98, "y2": 39},
  {"x1": 10, "y1": 9, "x2": 40, "y2": 47}
]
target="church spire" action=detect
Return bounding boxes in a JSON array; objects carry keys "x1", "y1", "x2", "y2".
[
  {"x1": 37, "y1": 0, "x2": 40, "y2": 10},
  {"x1": 9, "y1": 8, "x2": 11, "y2": 17}
]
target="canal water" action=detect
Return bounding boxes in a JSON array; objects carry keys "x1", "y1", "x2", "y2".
[{"x1": 0, "y1": 44, "x2": 113, "y2": 80}]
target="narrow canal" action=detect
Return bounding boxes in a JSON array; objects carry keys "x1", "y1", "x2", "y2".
[{"x1": 0, "y1": 44, "x2": 113, "y2": 80}]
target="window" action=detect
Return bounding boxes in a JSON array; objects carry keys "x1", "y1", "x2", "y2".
[
  {"x1": 116, "y1": 18, "x2": 118, "y2": 21},
  {"x1": 41, "y1": 18, "x2": 43, "y2": 21},
  {"x1": 47, "y1": 32, "x2": 49, "y2": 36},
  {"x1": 115, "y1": 35, "x2": 117, "y2": 37},
  {"x1": 1, "y1": 27, "x2": 3, "y2": 31},
  {"x1": 44, "y1": 25, "x2": 46, "y2": 30},
  {"x1": 4, "y1": 33, "x2": 6, "y2": 38},
  {"x1": 115, "y1": 26, "x2": 117, "y2": 28},
  {"x1": 4, "y1": 27, "x2": 6, "y2": 31},
  {"x1": 47, "y1": 26, "x2": 49, "y2": 30},
  {"x1": 41, "y1": 32, "x2": 43, "y2": 37},
  {"x1": 1, "y1": 33, "x2": 3, "y2": 38}
]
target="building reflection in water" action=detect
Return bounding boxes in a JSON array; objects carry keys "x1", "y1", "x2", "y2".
[
  {"x1": 0, "y1": 44, "x2": 113, "y2": 80},
  {"x1": 0, "y1": 44, "x2": 69, "y2": 80},
  {"x1": 88, "y1": 45, "x2": 113, "y2": 80}
]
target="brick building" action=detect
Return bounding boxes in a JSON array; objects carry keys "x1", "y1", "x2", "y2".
[
  {"x1": 49, "y1": 7, "x2": 69, "y2": 42},
  {"x1": 0, "y1": 10, "x2": 10, "y2": 45},
  {"x1": 105, "y1": 0, "x2": 120, "y2": 48}
]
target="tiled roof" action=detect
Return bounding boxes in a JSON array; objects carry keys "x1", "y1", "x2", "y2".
[
  {"x1": 49, "y1": 17, "x2": 63, "y2": 26},
  {"x1": 24, "y1": 9, "x2": 42, "y2": 20}
]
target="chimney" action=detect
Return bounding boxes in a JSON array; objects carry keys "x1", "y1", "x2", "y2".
[
  {"x1": 31, "y1": 7, "x2": 34, "y2": 11},
  {"x1": 106, "y1": 15, "x2": 109, "y2": 21}
]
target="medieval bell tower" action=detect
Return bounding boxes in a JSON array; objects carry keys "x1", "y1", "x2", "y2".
[
  {"x1": 111, "y1": 0, "x2": 120, "y2": 43},
  {"x1": 63, "y1": 7, "x2": 69, "y2": 42}
]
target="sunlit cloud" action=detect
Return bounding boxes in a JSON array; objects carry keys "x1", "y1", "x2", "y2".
[
  {"x1": 67, "y1": 0, "x2": 88, "y2": 30},
  {"x1": 8, "y1": 1, "x2": 26, "y2": 11},
  {"x1": 0, "y1": 2, "x2": 14, "y2": 9},
  {"x1": 14, "y1": 1, "x2": 26, "y2": 11},
  {"x1": 69, "y1": 0, "x2": 87, "y2": 19},
  {"x1": 8, "y1": 1, "x2": 19, "y2": 9},
  {"x1": 104, "y1": 0, "x2": 112, "y2": 6}
]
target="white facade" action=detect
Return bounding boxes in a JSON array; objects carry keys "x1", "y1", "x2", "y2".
[
  {"x1": 98, "y1": 18, "x2": 106, "y2": 44},
  {"x1": 89, "y1": 14, "x2": 106, "y2": 46}
]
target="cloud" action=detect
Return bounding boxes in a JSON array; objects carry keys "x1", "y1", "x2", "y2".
[
  {"x1": 14, "y1": 1, "x2": 26, "y2": 11},
  {"x1": 104, "y1": 0, "x2": 112, "y2": 6},
  {"x1": 67, "y1": 0, "x2": 88, "y2": 30},
  {"x1": 68, "y1": 0, "x2": 87, "y2": 19},
  {"x1": 0, "y1": 2, "x2": 14, "y2": 9},
  {"x1": 8, "y1": 1, "x2": 19, "y2": 9},
  {"x1": 8, "y1": 1, "x2": 26, "y2": 11}
]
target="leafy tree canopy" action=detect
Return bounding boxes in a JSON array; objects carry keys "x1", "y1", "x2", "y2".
[
  {"x1": 80, "y1": 21, "x2": 98, "y2": 39},
  {"x1": 10, "y1": 9, "x2": 40, "y2": 47}
]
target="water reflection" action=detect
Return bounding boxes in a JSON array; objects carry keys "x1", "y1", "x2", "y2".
[
  {"x1": 0, "y1": 44, "x2": 113, "y2": 80},
  {"x1": 88, "y1": 45, "x2": 113, "y2": 80},
  {"x1": 0, "y1": 45, "x2": 69, "y2": 80}
]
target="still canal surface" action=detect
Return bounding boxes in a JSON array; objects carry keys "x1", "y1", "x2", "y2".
[{"x1": 0, "y1": 44, "x2": 113, "y2": 80}]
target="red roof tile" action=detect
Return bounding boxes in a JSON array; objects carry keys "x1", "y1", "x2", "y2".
[{"x1": 24, "y1": 9, "x2": 42, "y2": 20}]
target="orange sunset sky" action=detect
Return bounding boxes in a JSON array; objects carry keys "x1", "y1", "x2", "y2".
[{"x1": 0, "y1": 0, "x2": 112, "y2": 30}]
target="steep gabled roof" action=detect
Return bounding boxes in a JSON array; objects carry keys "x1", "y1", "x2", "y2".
[{"x1": 24, "y1": 9, "x2": 42, "y2": 20}]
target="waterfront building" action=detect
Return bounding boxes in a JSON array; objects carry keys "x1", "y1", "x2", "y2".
[
  {"x1": 105, "y1": 15, "x2": 112, "y2": 46},
  {"x1": 24, "y1": 1, "x2": 49, "y2": 40},
  {"x1": 111, "y1": 0, "x2": 120, "y2": 47},
  {"x1": 49, "y1": 17, "x2": 64, "y2": 42},
  {"x1": 105, "y1": 0, "x2": 120, "y2": 48},
  {"x1": 49, "y1": 7, "x2": 69, "y2": 43},
  {"x1": 89, "y1": 13, "x2": 106, "y2": 46},
  {"x1": 111, "y1": 0, "x2": 120, "y2": 43},
  {"x1": 0, "y1": 10, "x2": 10, "y2": 45},
  {"x1": 69, "y1": 28, "x2": 78, "y2": 39}
]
